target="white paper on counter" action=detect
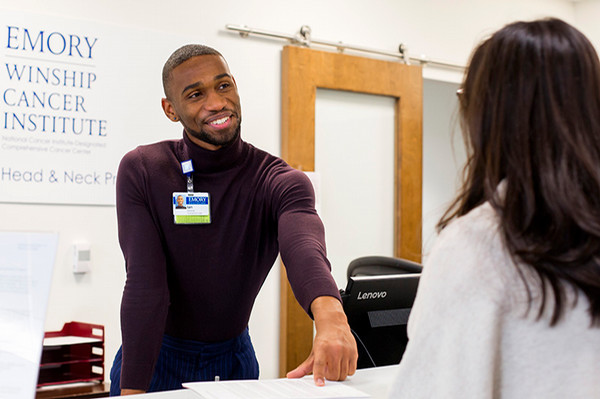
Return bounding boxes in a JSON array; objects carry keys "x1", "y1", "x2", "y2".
[{"x1": 183, "y1": 377, "x2": 370, "y2": 399}]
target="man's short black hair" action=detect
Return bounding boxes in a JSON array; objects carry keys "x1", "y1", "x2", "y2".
[{"x1": 162, "y1": 44, "x2": 223, "y2": 98}]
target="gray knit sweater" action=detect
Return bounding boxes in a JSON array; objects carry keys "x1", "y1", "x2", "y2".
[{"x1": 388, "y1": 201, "x2": 600, "y2": 398}]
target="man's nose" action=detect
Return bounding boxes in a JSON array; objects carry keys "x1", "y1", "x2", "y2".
[{"x1": 205, "y1": 90, "x2": 227, "y2": 111}]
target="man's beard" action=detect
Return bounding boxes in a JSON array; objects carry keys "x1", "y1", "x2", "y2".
[{"x1": 187, "y1": 121, "x2": 241, "y2": 148}]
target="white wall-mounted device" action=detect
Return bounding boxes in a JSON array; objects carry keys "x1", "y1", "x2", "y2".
[{"x1": 73, "y1": 242, "x2": 92, "y2": 274}]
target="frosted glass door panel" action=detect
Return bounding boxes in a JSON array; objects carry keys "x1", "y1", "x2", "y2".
[{"x1": 315, "y1": 88, "x2": 395, "y2": 289}]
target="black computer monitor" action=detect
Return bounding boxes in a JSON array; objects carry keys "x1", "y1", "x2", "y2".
[{"x1": 341, "y1": 273, "x2": 420, "y2": 369}]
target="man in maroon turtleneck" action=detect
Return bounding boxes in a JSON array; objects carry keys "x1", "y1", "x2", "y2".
[{"x1": 109, "y1": 44, "x2": 357, "y2": 396}]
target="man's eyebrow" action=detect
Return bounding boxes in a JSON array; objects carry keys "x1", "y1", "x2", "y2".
[
  {"x1": 215, "y1": 73, "x2": 232, "y2": 80},
  {"x1": 181, "y1": 73, "x2": 233, "y2": 95},
  {"x1": 181, "y1": 81, "x2": 203, "y2": 96}
]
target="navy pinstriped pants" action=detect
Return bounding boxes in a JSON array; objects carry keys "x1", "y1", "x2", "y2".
[{"x1": 109, "y1": 328, "x2": 259, "y2": 396}]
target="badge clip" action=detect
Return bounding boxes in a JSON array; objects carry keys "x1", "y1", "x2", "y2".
[{"x1": 181, "y1": 160, "x2": 194, "y2": 193}]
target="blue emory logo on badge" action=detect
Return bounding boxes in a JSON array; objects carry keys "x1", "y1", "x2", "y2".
[{"x1": 187, "y1": 196, "x2": 208, "y2": 205}]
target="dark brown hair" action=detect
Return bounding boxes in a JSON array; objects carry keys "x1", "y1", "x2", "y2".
[{"x1": 440, "y1": 18, "x2": 600, "y2": 326}]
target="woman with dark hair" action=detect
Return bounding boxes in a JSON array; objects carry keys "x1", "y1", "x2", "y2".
[{"x1": 388, "y1": 18, "x2": 600, "y2": 398}]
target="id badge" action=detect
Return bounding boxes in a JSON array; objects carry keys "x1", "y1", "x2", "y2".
[{"x1": 172, "y1": 192, "x2": 211, "y2": 224}]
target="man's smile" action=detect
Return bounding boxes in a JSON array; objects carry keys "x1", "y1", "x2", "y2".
[{"x1": 207, "y1": 115, "x2": 232, "y2": 130}]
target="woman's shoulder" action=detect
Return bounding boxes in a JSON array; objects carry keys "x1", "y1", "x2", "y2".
[
  {"x1": 446, "y1": 201, "x2": 499, "y2": 239},
  {"x1": 434, "y1": 202, "x2": 503, "y2": 265},
  {"x1": 424, "y1": 202, "x2": 514, "y2": 297}
]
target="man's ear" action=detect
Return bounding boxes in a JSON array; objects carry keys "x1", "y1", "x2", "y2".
[{"x1": 161, "y1": 98, "x2": 179, "y2": 122}]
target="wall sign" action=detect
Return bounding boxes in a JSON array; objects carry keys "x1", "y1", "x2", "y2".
[{"x1": 0, "y1": 10, "x2": 187, "y2": 205}]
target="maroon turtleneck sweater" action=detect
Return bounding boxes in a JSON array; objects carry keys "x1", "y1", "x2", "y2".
[{"x1": 115, "y1": 133, "x2": 340, "y2": 390}]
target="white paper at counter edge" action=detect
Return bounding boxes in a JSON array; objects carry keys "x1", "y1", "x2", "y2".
[{"x1": 183, "y1": 377, "x2": 370, "y2": 399}]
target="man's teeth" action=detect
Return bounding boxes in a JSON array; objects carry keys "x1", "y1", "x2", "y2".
[{"x1": 210, "y1": 117, "x2": 229, "y2": 126}]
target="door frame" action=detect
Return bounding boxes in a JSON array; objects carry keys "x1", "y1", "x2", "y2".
[{"x1": 279, "y1": 45, "x2": 423, "y2": 376}]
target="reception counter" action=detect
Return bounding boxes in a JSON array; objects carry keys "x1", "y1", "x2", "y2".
[{"x1": 118, "y1": 365, "x2": 398, "y2": 398}]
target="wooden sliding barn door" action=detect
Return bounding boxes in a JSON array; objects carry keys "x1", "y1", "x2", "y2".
[{"x1": 279, "y1": 45, "x2": 423, "y2": 376}]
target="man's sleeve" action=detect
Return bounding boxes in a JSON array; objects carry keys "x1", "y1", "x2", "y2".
[
  {"x1": 273, "y1": 168, "x2": 341, "y2": 315},
  {"x1": 116, "y1": 149, "x2": 170, "y2": 390}
]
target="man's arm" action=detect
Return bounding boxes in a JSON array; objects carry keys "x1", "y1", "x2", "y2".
[
  {"x1": 116, "y1": 149, "x2": 170, "y2": 394},
  {"x1": 286, "y1": 296, "x2": 358, "y2": 385},
  {"x1": 272, "y1": 167, "x2": 357, "y2": 384}
]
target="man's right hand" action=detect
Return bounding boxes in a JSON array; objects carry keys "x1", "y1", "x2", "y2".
[{"x1": 120, "y1": 389, "x2": 146, "y2": 396}]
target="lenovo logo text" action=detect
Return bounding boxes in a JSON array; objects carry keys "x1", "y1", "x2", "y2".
[{"x1": 357, "y1": 291, "x2": 387, "y2": 300}]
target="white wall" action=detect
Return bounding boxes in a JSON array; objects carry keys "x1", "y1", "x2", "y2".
[
  {"x1": 1, "y1": 0, "x2": 583, "y2": 383},
  {"x1": 573, "y1": 0, "x2": 600, "y2": 47},
  {"x1": 422, "y1": 79, "x2": 465, "y2": 259}
]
